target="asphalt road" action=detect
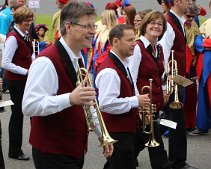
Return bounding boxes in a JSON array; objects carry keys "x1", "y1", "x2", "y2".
[{"x1": 0, "y1": 93, "x2": 211, "y2": 169}]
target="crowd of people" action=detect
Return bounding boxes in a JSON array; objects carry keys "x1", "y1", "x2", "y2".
[{"x1": 0, "y1": 0, "x2": 211, "y2": 169}]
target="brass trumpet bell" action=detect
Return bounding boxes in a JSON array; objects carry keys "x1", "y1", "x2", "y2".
[
  {"x1": 166, "y1": 50, "x2": 183, "y2": 109},
  {"x1": 76, "y1": 61, "x2": 117, "y2": 147},
  {"x1": 145, "y1": 136, "x2": 160, "y2": 147},
  {"x1": 139, "y1": 79, "x2": 160, "y2": 148}
]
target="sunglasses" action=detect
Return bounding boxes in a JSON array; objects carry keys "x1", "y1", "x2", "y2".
[{"x1": 186, "y1": 15, "x2": 195, "y2": 19}]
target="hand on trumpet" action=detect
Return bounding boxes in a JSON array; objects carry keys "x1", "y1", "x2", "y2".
[
  {"x1": 69, "y1": 82, "x2": 96, "y2": 106},
  {"x1": 98, "y1": 137, "x2": 114, "y2": 158},
  {"x1": 137, "y1": 94, "x2": 150, "y2": 107},
  {"x1": 163, "y1": 90, "x2": 170, "y2": 105}
]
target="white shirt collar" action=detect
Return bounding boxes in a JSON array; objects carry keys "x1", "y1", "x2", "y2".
[
  {"x1": 14, "y1": 25, "x2": 28, "y2": 37},
  {"x1": 59, "y1": 37, "x2": 82, "y2": 63},
  {"x1": 140, "y1": 35, "x2": 160, "y2": 49},
  {"x1": 110, "y1": 50, "x2": 130, "y2": 68},
  {"x1": 170, "y1": 9, "x2": 186, "y2": 26}
]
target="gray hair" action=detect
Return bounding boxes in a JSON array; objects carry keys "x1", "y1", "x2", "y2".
[
  {"x1": 60, "y1": 1, "x2": 96, "y2": 36},
  {"x1": 187, "y1": 3, "x2": 200, "y2": 15}
]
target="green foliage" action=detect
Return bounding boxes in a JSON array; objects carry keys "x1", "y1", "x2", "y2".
[
  {"x1": 199, "y1": 17, "x2": 207, "y2": 25},
  {"x1": 35, "y1": 15, "x2": 53, "y2": 41}
]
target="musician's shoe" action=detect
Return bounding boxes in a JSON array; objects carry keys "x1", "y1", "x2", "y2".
[
  {"x1": 188, "y1": 128, "x2": 208, "y2": 136},
  {"x1": 180, "y1": 164, "x2": 198, "y2": 169},
  {"x1": 9, "y1": 153, "x2": 30, "y2": 161}
]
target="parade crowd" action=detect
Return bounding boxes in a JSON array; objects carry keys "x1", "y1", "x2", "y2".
[{"x1": 0, "y1": 0, "x2": 211, "y2": 169}]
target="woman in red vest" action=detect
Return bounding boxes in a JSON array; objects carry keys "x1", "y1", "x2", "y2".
[
  {"x1": 129, "y1": 11, "x2": 170, "y2": 169},
  {"x1": 2, "y1": 6, "x2": 34, "y2": 160}
]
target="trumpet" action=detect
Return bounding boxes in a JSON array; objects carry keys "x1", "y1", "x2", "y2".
[
  {"x1": 138, "y1": 79, "x2": 160, "y2": 147},
  {"x1": 166, "y1": 50, "x2": 183, "y2": 109},
  {"x1": 76, "y1": 58, "x2": 117, "y2": 147}
]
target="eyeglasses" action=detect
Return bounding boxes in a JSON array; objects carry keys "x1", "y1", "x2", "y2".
[
  {"x1": 149, "y1": 21, "x2": 163, "y2": 27},
  {"x1": 23, "y1": 19, "x2": 34, "y2": 22},
  {"x1": 71, "y1": 22, "x2": 98, "y2": 30},
  {"x1": 134, "y1": 19, "x2": 142, "y2": 22}
]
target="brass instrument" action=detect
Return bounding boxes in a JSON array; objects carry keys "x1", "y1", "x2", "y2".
[
  {"x1": 76, "y1": 58, "x2": 117, "y2": 147},
  {"x1": 139, "y1": 79, "x2": 160, "y2": 147},
  {"x1": 166, "y1": 50, "x2": 183, "y2": 109}
]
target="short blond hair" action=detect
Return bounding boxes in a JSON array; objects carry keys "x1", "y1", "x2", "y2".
[{"x1": 13, "y1": 6, "x2": 34, "y2": 24}]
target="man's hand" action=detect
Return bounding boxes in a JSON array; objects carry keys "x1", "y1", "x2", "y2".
[
  {"x1": 98, "y1": 137, "x2": 114, "y2": 158},
  {"x1": 163, "y1": 90, "x2": 170, "y2": 105},
  {"x1": 0, "y1": 78, "x2": 2, "y2": 88},
  {"x1": 137, "y1": 94, "x2": 150, "y2": 107},
  {"x1": 103, "y1": 143, "x2": 114, "y2": 158},
  {"x1": 69, "y1": 83, "x2": 96, "y2": 106}
]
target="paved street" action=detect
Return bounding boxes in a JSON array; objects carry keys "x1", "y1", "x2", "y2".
[
  {"x1": 0, "y1": 1, "x2": 211, "y2": 168},
  {"x1": 0, "y1": 93, "x2": 211, "y2": 169}
]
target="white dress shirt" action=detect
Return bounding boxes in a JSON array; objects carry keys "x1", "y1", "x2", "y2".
[
  {"x1": 129, "y1": 36, "x2": 160, "y2": 95},
  {"x1": 2, "y1": 26, "x2": 32, "y2": 75},
  {"x1": 95, "y1": 50, "x2": 139, "y2": 115},
  {"x1": 22, "y1": 37, "x2": 101, "y2": 137}
]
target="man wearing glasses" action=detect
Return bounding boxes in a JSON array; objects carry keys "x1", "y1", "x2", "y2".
[{"x1": 22, "y1": 2, "x2": 113, "y2": 169}]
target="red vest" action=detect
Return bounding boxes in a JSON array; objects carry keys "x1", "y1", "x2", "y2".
[
  {"x1": 5, "y1": 31, "x2": 32, "y2": 81},
  {"x1": 136, "y1": 41, "x2": 164, "y2": 112},
  {"x1": 29, "y1": 45, "x2": 88, "y2": 159},
  {"x1": 97, "y1": 53, "x2": 138, "y2": 133},
  {"x1": 166, "y1": 12, "x2": 186, "y2": 76}
]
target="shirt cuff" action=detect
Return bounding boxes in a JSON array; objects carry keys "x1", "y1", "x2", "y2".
[
  {"x1": 57, "y1": 93, "x2": 71, "y2": 110},
  {"x1": 22, "y1": 69, "x2": 28, "y2": 75},
  {"x1": 162, "y1": 84, "x2": 167, "y2": 91},
  {"x1": 128, "y1": 96, "x2": 139, "y2": 108}
]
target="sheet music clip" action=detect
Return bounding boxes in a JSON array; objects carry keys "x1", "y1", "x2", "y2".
[{"x1": 172, "y1": 75, "x2": 193, "y2": 87}]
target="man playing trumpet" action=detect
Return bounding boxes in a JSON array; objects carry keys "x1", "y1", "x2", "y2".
[
  {"x1": 22, "y1": 2, "x2": 113, "y2": 169},
  {"x1": 96, "y1": 24, "x2": 150, "y2": 169}
]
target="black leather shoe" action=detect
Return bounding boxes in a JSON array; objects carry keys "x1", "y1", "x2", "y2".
[
  {"x1": 180, "y1": 164, "x2": 198, "y2": 169},
  {"x1": 9, "y1": 154, "x2": 30, "y2": 161}
]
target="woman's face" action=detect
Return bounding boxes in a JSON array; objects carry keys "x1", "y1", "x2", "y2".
[
  {"x1": 38, "y1": 28, "x2": 45, "y2": 37},
  {"x1": 145, "y1": 18, "x2": 164, "y2": 40},
  {"x1": 18, "y1": 17, "x2": 33, "y2": 32},
  {"x1": 101, "y1": 11, "x2": 107, "y2": 26},
  {"x1": 17, "y1": 0, "x2": 26, "y2": 6},
  {"x1": 134, "y1": 15, "x2": 142, "y2": 30},
  {"x1": 185, "y1": 13, "x2": 195, "y2": 23},
  {"x1": 161, "y1": 0, "x2": 168, "y2": 13},
  {"x1": 122, "y1": 10, "x2": 128, "y2": 23}
]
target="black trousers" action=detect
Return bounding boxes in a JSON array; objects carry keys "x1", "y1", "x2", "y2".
[
  {"x1": 7, "y1": 80, "x2": 26, "y2": 156},
  {"x1": 0, "y1": 120, "x2": 5, "y2": 169},
  {"x1": 163, "y1": 86, "x2": 187, "y2": 169},
  {"x1": 136, "y1": 120, "x2": 170, "y2": 169},
  {"x1": 32, "y1": 148, "x2": 84, "y2": 169},
  {"x1": 104, "y1": 132, "x2": 136, "y2": 169}
]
